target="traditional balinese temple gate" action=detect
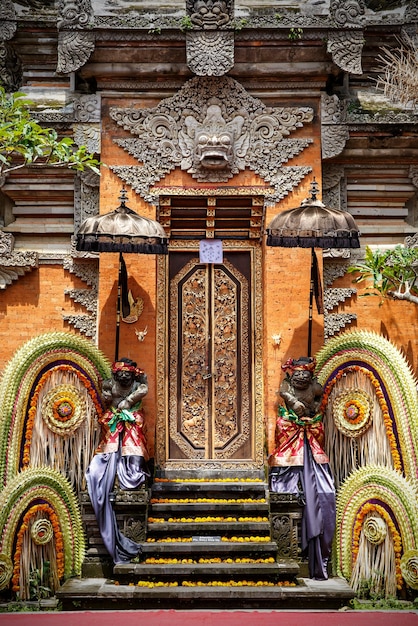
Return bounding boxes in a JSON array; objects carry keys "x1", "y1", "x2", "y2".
[{"x1": 1, "y1": 0, "x2": 418, "y2": 610}]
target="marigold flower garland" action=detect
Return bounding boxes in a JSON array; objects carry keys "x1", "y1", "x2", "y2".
[
  {"x1": 147, "y1": 516, "x2": 269, "y2": 524},
  {"x1": 351, "y1": 502, "x2": 403, "y2": 590},
  {"x1": 114, "y1": 580, "x2": 296, "y2": 588},
  {"x1": 12, "y1": 503, "x2": 64, "y2": 593}
]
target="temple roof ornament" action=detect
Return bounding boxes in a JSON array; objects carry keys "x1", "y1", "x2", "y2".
[{"x1": 56, "y1": 0, "x2": 95, "y2": 74}]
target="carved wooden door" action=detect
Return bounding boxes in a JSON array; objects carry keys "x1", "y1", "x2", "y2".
[{"x1": 168, "y1": 250, "x2": 254, "y2": 463}]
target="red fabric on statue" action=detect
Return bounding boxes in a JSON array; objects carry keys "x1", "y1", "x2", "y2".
[
  {"x1": 269, "y1": 407, "x2": 329, "y2": 467},
  {"x1": 95, "y1": 405, "x2": 149, "y2": 458}
]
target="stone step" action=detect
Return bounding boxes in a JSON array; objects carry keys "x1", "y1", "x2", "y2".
[
  {"x1": 147, "y1": 521, "x2": 271, "y2": 534},
  {"x1": 57, "y1": 576, "x2": 355, "y2": 611},
  {"x1": 114, "y1": 560, "x2": 299, "y2": 581},
  {"x1": 139, "y1": 540, "x2": 279, "y2": 556},
  {"x1": 149, "y1": 502, "x2": 270, "y2": 514},
  {"x1": 151, "y1": 480, "x2": 267, "y2": 498}
]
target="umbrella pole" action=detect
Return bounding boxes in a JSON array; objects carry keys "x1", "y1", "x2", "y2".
[
  {"x1": 307, "y1": 248, "x2": 314, "y2": 357},
  {"x1": 115, "y1": 251, "x2": 123, "y2": 362}
]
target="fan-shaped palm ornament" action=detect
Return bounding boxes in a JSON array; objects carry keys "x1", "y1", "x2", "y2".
[
  {"x1": 266, "y1": 180, "x2": 360, "y2": 355},
  {"x1": 76, "y1": 188, "x2": 168, "y2": 359}
]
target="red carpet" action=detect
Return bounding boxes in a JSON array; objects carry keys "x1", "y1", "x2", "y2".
[{"x1": 0, "y1": 611, "x2": 417, "y2": 625}]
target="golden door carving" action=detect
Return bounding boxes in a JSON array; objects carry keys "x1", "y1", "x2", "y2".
[{"x1": 168, "y1": 253, "x2": 252, "y2": 461}]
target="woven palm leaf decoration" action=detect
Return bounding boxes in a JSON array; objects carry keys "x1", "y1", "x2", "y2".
[
  {"x1": 315, "y1": 330, "x2": 418, "y2": 596},
  {"x1": 0, "y1": 332, "x2": 111, "y2": 489},
  {"x1": 0, "y1": 467, "x2": 85, "y2": 597}
]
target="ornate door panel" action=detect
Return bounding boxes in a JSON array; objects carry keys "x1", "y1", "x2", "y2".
[{"x1": 168, "y1": 251, "x2": 253, "y2": 462}]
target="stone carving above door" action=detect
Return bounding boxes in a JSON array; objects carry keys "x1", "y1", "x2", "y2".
[{"x1": 110, "y1": 76, "x2": 313, "y2": 203}]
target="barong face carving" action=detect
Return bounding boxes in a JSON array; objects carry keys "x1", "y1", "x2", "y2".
[
  {"x1": 187, "y1": 0, "x2": 233, "y2": 29},
  {"x1": 110, "y1": 76, "x2": 313, "y2": 199},
  {"x1": 182, "y1": 100, "x2": 245, "y2": 178}
]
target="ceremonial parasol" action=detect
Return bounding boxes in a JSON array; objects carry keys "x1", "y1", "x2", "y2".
[
  {"x1": 76, "y1": 187, "x2": 168, "y2": 360},
  {"x1": 266, "y1": 179, "x2": 360, "y2": 356}
]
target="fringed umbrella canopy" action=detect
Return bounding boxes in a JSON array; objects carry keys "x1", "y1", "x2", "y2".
[
  {"x1": 266, "y1": 180, "x2": 360, "y2": 355},
  {"x1": 75, "y1": 188, "x2": 168, "y2": 360},
  {"x1": 266, "y1": 196, "x2": 360, "y2": 250},
  {"x1": 76, "y1": 189, "x2": 168, "y2": 254}
]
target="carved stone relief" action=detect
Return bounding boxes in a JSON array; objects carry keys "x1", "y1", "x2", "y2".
[
  {"x1": 110, "y1": 76, "x2": 313, "y2": 204},
  {"x1": 0, "y1": 231, "x2": 38, "y2": 289},
  {"x1": 0, "y1": 42, "x2": 23, "y2": 92},
  {"x1": 330, "y1": 0, "x2": 365, "y2": 28},
  {"x1": 186, "y1": 31, "x2": 234, "y2": 76},
  {"x1": 73, "y1": 123, "x2": 101, "y2": 154},
  {"x1": 56, "y1": 0, "x2": 95, "y2": 74},
  {"x1": 66, "y1": 171, "x2": 100, "y2": 338},
  {"x1": 409, "y1": 165, "x2": 418, "y2": 189},
  {"x1": 322, "y1": 164, "x2": 347, "y2": 212},
  {"x1": 56, "y1": 0, "x2": 94, "y2": 29},
  {"x1": 327, "y1": 31, "x2": 364, "y2": 75},
  {"x1": 0, "y1": 2, "x2": 22, "y2": 92},
  {"x1": 186, "y1": 0, "x2": 233, "y2": 29},
  {"x1": 322, "y1": 258, "x2": 357, "y2": 339},
  {"x1": 74, "y1": 94, "x2": 101, "y2": 123},
  {"x1": 73, "y1": 171, "x2": 100, "y2": 236},
  {"x1": 0, "y1": 231, "x2": 14, "y2": 256},
  {"x1": 327, "y1": 0, "x2": 365, "y2": 74},
  {"x1": 404, "y1": 4, "x2": 418, "y2": 24},
  {"x1": 405, "y1": 232, "x2": 418, "y2": 249},
  {"x1": 62, "y1": 256, "x2": 99, "y2": 339},
  {"x1": 321, "y1": 94, "x2": 349, "y2": 160}
]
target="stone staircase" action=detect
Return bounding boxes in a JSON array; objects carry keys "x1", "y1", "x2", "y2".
[{"x1": 57, "y1": 478, "x2": 355, "y2": 610}]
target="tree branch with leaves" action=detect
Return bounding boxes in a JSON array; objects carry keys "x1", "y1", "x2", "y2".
[
  {"x1": 0, "y1": 87, "x2": 101, "y2": 184},
  {"x1": 348, "y1": 245, "x2": 418, "y2": 305}
]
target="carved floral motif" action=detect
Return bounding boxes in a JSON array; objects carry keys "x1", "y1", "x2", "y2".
[
  {"x1": 330, "y1": 0, "x2": 365, "y2": 27},
  {"x1": 56, "y1": 0, "x2": 94, "y2": 29},
  {"x1": 186, "y1": 31, "x2": 234, "y2": 76}
]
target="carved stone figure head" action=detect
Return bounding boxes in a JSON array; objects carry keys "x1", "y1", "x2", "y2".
[
  {"x1": 189, "y1": 0, "x2": 231, "y2": 29},
  {"x1": 281, "y1": 356, "x2": 317, "y2": 390},
  {"x1": 184, "y1": 100, "x2": 245, "y2": 176},
  {"x1": 291, "y1": 368, "x2": 313, "y2": 390}
]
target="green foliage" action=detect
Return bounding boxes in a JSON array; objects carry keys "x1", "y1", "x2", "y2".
[
  {"x1": 288, "y1": 28, "x2": 303, "y2": 40},
  {"x1": 180, "y1": 15, "x2": 193, "y2": 31},
  {"x1": 0, "y1": 87, "x2": 101, "y2": 178},
  {"x1": 29, "y1": 564, "x2": 51, "y2": 601},
  {"x1": 348, "y1": 245, "x2": 418, "y2": 304},
  {"x1": 232, "y1": 18, "x2": 248, "y2": 31}
]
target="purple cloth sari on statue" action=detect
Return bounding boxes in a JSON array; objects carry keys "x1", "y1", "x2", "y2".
[
  {"x1": 270, "y1": 431, "x2": 336, "y2": 580},
  {"x1": 86, "y1": 446, "x2": 150, "y2": 564}
]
